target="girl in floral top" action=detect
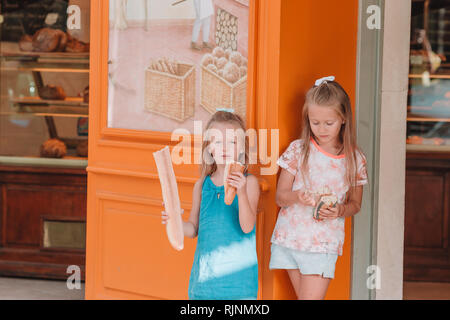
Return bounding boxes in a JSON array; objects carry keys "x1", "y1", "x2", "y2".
[{"x1": 269, "y1": 76, "x2": 368, "y2": 300}]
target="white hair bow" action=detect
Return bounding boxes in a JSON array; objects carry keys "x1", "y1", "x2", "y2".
[
  {"x1": 216, "y1": 108, "x2": 235, "y2": 113},
  {"x1": 315, "y1": 76, "x2": 335, "y2": 86}
]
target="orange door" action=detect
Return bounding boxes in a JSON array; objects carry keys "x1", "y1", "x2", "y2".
[
  {"x1": 85, "y1": 0, "x2": 358, "y2": 300},
  {"x1": 268, "y1": 0, "x2": 360, "y2": 300},
  {"x1": 85, "y1": 0, "x2": 261, "y2": 300}
]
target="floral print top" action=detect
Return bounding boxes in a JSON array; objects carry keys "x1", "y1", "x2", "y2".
[{"x1": 270, "y1": 138, "x2": 368, "y2": 255}]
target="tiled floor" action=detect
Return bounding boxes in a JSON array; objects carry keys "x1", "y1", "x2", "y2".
[
  {"x1": 0, "y1": 276, "x2": 84, "y2": 300},
  {"x1": 403, "y1": 281, "x2": 450, "y2": 300},
  {"x1": 0, "y1": 276, "x2": 448, "y2": 300}
]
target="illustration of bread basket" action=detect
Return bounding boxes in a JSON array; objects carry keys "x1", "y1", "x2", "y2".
[
  {"x1": 144, "y1": 60, "x2": 195, "y2": 122},
  {"x1": 201, "y1": 66, "x2": 246, "y2": 119}
]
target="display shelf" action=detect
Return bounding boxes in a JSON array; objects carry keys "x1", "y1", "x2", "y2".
[
  {"x1": 0, "y1": 111, "x2": 88, "y2": 117},
  {"x1": 407, "y1": 116, "x2": 450, "y2": 122},
  {"x1": 1, "y1": 40, "x2": 90, "y2": 162},
  {"x1": 0, "y1": 42, "x2": 89, "y2": 61},
  {"x1": 12, "y1": 96, "x2": 88, "y2": 107},
  {"x1": 406, "y1": 144, "x2": 450, "y2": 152},
  {"x1": 0, "y1": 156, "x2": 87, "y2": 168},
  {"x1": 0, "y1": 42, "x2": 90, "y2": 73},
  {"x1": 409, "y1": 73, "x2": 450, "y2": 79},
  {"x1": 1, "y1": 66, "x2": 89, "y2": 73},
  {"x1": 1, "y1": 95, "x2": 88, "y2": 117}
]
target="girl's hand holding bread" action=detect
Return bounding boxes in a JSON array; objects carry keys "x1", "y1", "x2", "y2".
[{"x1": 318, "y1": 204, "x2": 344, "y2": 220}]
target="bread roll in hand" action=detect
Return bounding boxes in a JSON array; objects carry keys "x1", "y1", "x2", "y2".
[{"x1": 224, "y1": 161, "x2": 245, "y2": 205}]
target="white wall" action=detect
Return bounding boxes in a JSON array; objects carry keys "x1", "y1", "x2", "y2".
[{"x1": 375, "y1": 0, "x2": 410, "y2": 300}]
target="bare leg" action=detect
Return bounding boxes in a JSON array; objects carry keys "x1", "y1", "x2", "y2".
[
  {"x1": 297, "y1": 273, "x2": 331, "y2": 300},
  {"x1": 286, "y1": 269, "x2": 302, "y2": 299}
]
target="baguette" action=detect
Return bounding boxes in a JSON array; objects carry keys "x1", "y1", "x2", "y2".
[
  {"x1": 224, "y1": 161, "x2": 245, "y2": 205},
  {"x1": 153, "y1": 146, "x2": 184, "y2": 251}
]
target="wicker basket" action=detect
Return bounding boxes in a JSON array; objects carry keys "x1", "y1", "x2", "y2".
[
  {"x1": 200, "y1": 66, "x2": 247, "y2": 119},
  {"x1": 144, "y1": 62, "x2": 195, "y2": 122}
]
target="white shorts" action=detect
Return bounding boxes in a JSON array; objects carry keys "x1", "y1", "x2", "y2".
[{"x1": 269, "y1": 243, "x2": 338, "y2": 279}]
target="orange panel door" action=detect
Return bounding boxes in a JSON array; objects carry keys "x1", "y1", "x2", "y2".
[
  {"x1": 85, "y1": 0, "x2": 262, "y2": 300},
  {"x1": 254, "y1": 0, "x2": 359, "y2": 300}
]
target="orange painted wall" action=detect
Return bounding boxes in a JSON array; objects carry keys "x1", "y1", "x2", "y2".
[{"x1": 271, "y1": 0, "x2": 359, "y2": 300}]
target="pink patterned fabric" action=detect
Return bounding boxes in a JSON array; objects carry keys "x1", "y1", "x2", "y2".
[{"x1": 271, "y1": 138, "x2": 368, "y2": 256}]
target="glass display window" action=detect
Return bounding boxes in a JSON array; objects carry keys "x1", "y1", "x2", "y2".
[{"x1": 0, "y1": 0, "x2": 90, "y2": 166}]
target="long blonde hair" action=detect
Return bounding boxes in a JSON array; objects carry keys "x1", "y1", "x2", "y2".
[
  {"x1": 200, "y1": 111, "x2": 249, "y2": 179},
  {"x1": 300, "y1": 80, "x2": 363, "y2": 196}
]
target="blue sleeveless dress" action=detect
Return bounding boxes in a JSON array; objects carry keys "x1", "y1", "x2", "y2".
[{"x1": 188, "y1": 174, "x2": 258, "y2": 300}]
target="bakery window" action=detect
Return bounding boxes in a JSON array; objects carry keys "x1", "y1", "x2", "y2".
[
  {"x1": 0, "y1": 0, "x2": 90, "y2": 167},
  {"x1": 107, "y1": 0, "x2": 250, "y2": 133},
  {"x1": 407, "y1": 0, "x2": 450, "y2": 152}
]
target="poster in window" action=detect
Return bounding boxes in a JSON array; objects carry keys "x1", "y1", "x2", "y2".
[{"x1": 107, "y1": 0, "x2": 250, "y2": 133}]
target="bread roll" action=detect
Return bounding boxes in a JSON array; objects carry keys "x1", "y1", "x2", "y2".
[
  {"x1": 201, "y1": 53, "x2": 215, "y2": 67},
  {"x1": 241, "y1": 57, "x2": 248, "y2": 68},
  {"x1": 39, "y1": 85, "x2": 66, "y2": 100},
  {"x1": 215, "y1": 57, "x2": 228, "y2": 70},
  {"x1": 19, "y1": 34, "x2": 33, "y2": 51},
  {"x1": 32, "y1": 28, "x2": 62, "y2": 52},
  {"x1": 212, "y1": 46, "x2": 225, "y2": 58},
  {"x1": 223, "y1": 62, "x2": 240, "y2": 83},
  {"x1": 224, "y1": 161, "x2": 245, "y2": 205},
  {"x1": 239, "y1": 66, "x2": 247, "y2": 78},
  {"x1": 224, "y1": 48, "x2": 233, "y2": 60},
  {"x1": 56, "y1": 32, "x2": 68, "y2": 51},
  {"x1": 207, "y1": 63, "x2": 218, "y2": 73},
  {"x1": 76, "y1": 140, "x2": 88, "y2": 157},
  {"x1": 230, "y1": 51, "x2": 242, "y2": 66},
  {"x1": 40, "y1": 139, "x2": 67, "y2": 158}
]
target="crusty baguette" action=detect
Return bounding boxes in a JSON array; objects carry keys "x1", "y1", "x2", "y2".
[
  {"x1": 153, "y1": 146, "x2": 184, "y2": 251},
  {"x1": 224, "y1": 161, "x2": 245, "y2": 205}
]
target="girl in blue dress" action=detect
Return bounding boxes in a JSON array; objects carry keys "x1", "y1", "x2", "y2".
[{"x1": 162, "y1": 110, "x2": 260, "y2": 300}]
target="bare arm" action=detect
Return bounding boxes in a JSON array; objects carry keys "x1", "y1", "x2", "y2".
[
  {"x1": 275, "y1": 168, "x2": 316, "y2": 208},
  {"x1": 238, "y1": 175, "x2": 260, "y2": 233},
  {"x1": 161, "y1": 178, "x2": 203, "y2": 239},
  {"x1": 339, "y1": 185, "x2": 363, "y2": 217},
  {"x1": 183, "y1": 178, "x2": 203, "y2": 238}
]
